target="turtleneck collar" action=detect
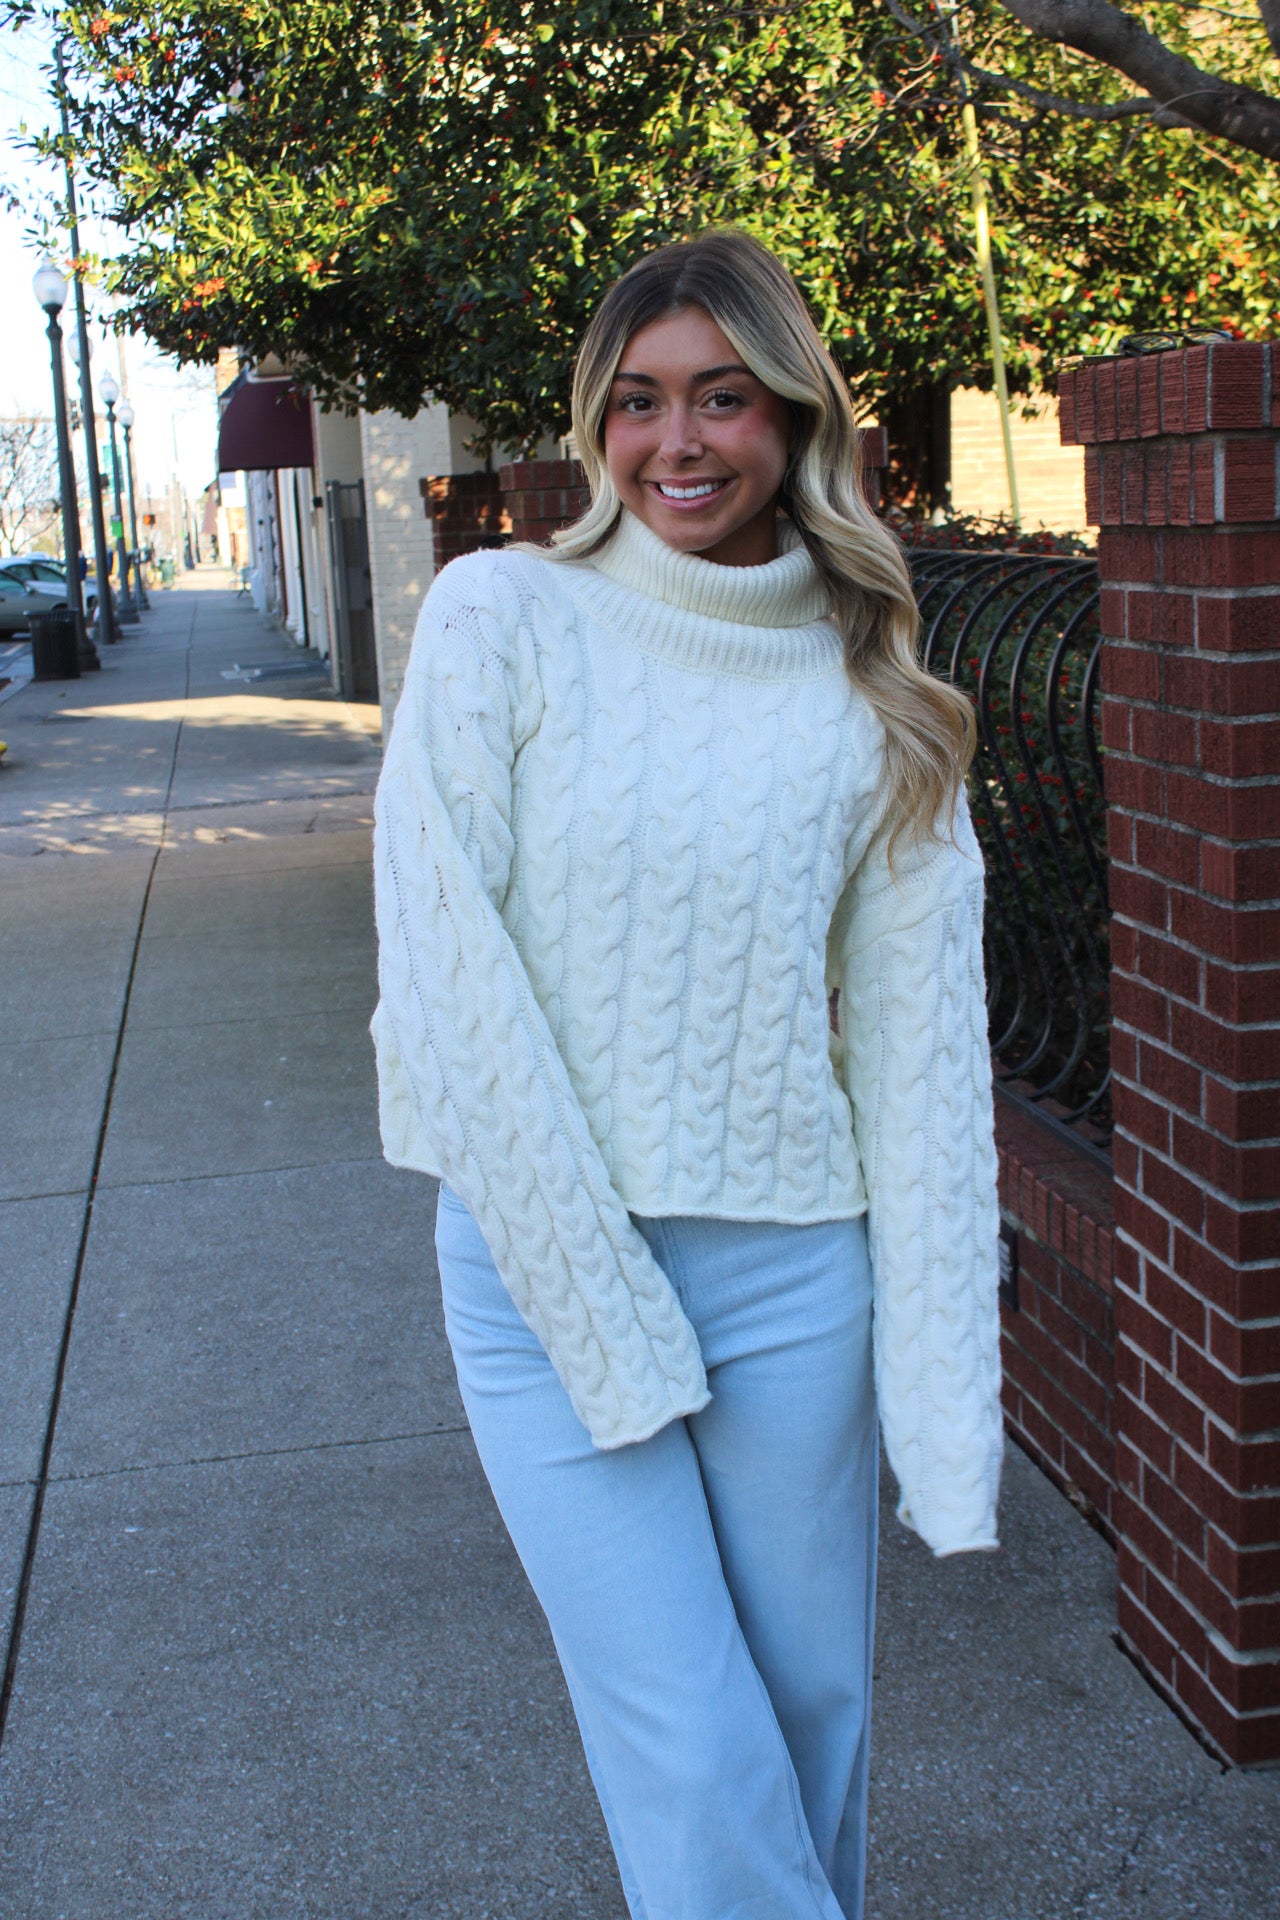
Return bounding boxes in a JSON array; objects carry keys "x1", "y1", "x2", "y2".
[
  {"x1": 554, "y1": 508, "x2": 842, "y2": 682},
  {"x1": 592, "y1": 508, "x2": 830, "y2": 628}
]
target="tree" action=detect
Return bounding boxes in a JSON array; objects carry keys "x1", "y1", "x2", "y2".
[
  {"x1": 986, "y1": 0, "x2": 1280, "y2": 161},
  {"x1": 21, "y1": 2, "x2": 1278, "y2": 458},
  {"x1": 0, "y1": 417, "x2": 60, "y2": 555}
]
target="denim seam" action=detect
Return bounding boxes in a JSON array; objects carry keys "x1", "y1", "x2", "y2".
[{"x1": 650, "y1": 1215, "x2": 692, "y2": 1312}]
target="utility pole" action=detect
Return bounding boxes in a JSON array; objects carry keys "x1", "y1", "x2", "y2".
[
  {"x1": 942, "y1": 9, "x2": 1021, "y2": 526},
  {"x1": 959, "y1": 98, "x2": 1021, "y2": 527},
  {"x1": 54, "y1": 38, "x2": 117, "y2": 643}
]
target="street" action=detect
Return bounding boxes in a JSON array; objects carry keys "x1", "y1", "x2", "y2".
[{"x1": 0, "y1": 577, "x2": 1274, "y2": 1919}]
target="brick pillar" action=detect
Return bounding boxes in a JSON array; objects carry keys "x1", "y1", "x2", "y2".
[
  {"x1": 419, "y1": 471, "x2": 511, "y2": 573},
  {"x1": 498, "y1": 458, "x2": 590, "y2": 545},
  {"x1": 860, "y1": 423, "x2": 888, "y2": 512},
  {"x1": 1059, "y1": 342, "x2": 1280, "y2": 1765}
]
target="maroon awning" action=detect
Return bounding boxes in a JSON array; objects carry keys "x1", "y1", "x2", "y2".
[{"x1": 217, "y1": 376, "x2": 314, "y2": 471}]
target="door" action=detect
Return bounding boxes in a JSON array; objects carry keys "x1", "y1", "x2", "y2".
[{"x1": 325, "y1": 480, "x2": 378, "y2": 704}]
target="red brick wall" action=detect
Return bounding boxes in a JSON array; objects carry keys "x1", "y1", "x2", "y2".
[
  {"x1": 498, "y1": 458, "x2": 590, "y2": 546},
  {"x1": 419, "y1": 471, "x2": 511, "y2": 571},
  {"x1": 1061, "y1": 341, "x2": 1280, "y2": 1766},
  {"x1": 996, "y1": 1095, "x2": 1116, "y2": 1529},
  {"x1": 860, "y1": 424, "x2": 888, "y2": 512}
]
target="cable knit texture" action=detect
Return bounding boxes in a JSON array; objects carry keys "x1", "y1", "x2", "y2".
[{"x1": 372, "y1": 508, "x2": 1002, "y2": 1551}]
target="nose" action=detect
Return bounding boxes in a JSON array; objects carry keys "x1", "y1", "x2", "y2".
[{"x1": 657, "y1": 403, "x2": 703, "y2": 464}]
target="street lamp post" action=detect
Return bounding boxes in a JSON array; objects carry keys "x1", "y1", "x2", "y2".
[
  {"x1": 55, "y1": 41, "x2": 116, "y2": 648},
  {"x1": 31, "y1": 257, "x2": 99, "y2": 672},
  {"x1": 98, "y1": 370, "x2": 139, "y2": 625},
  {"x1": 67, "y1": 327, "x2": 111, "y2": 644},
  {"x1": 116, "y1": 397, "x2": 150, "y2": 611}
]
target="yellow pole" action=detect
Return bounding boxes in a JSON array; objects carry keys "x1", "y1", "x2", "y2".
[{"x1": 955, "y1": 64, "x2": 1020, "y2": 524}]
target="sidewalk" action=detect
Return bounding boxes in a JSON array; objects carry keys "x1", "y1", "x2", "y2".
[{"x1": 0, "y1": 578, "x2": 1274, "y2": 1919}]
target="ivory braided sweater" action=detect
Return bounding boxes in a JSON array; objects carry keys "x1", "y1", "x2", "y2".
[{"x1": 372, "y1": 509, "x2": 1003, "y2": 1555}]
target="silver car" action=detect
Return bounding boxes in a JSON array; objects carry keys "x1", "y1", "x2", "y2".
[
  {"x1": 0, "y1": 567, "x2": 58, "y2": 636},
  {"x1": 0, "y1": 557, "x2": 111, "y2": 632}
]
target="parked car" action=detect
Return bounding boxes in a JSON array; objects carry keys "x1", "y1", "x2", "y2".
[
  {"x1": 0, "y1": 556, "x2": 113, "y2": 632},
  {"x1": 0, "y1": 571, "x2": 43, "y2": 636}
]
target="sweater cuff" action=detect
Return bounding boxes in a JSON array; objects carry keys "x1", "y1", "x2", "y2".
[
  {"x1": 591, "y1": 1378, "x2": 713, "y2": 1451},
  {"x1": 930, "y1": 1534, "x2": 1001, "y2": 1559},
  {"x1": 895, "y1": 1491, "x2": 1001, "y2": 1559}
]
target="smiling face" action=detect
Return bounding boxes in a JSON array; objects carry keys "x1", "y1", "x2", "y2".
[{"x1": 602, "y1": 305, "x2": 793, "y2": 568}]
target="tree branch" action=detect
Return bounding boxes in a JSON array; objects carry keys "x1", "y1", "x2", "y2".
[
  {"x1": 958, "y1": 52, "x2": 1160, "y2": 121},
  {"x1": 884, "y1": 0, "x2": 1184, "y2": 131},
  {"x1": 1259, "y1": 0, "x2": 1280, "y2": 60},
  {"x1": 993, "y1": 0, "x2": 1280, "y2": 160}
]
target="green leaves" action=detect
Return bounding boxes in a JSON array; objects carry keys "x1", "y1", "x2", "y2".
[{"x1": 40, "y1": 1, "x2": 1278, "y2": 451}]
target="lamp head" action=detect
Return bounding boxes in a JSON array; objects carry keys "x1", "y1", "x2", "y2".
[
  {"x1": 117, "y1": 398, "x2": 135, "y2": 429},
  {"x1": 67, "y1": 329, "x2": 94, "y2": 367},
  {"x1": 32, "y1": 257, "x2": 68, "y2": 313},
  {"x1": 99, "y1": 370, "x2": 120, "y2": 407}
]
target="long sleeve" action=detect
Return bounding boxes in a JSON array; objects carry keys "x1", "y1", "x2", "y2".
[
  {"x1": 371, "y1": 555, "x2": 709, "y2": 1449},
  {"x1": 830, "y1": 792, "x2": 1003, "y2": 1556}
]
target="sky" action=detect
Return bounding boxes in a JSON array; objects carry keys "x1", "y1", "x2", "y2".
[{"x1": 1, "y1": 16, "x2": 219, "y2": 507}]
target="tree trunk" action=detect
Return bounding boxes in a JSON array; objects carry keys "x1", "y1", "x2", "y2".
[{"x1": 884, "y1": 383, "x2": 952, "y2": 517}]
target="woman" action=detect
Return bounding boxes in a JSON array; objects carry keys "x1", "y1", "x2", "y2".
[{"x1": 372, "y1": 229, "x2": 1002, "y2": 1920}]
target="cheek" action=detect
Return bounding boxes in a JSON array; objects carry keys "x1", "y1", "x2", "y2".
[
  {"x1": 602, "y1": 415, "x2": 648, "y2": 484},
  {"x1": 723, "y1": 414, "x2": 790, "y2": 486}
]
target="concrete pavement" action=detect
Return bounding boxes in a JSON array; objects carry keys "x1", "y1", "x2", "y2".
[{"x1": 0, "y1": 576, "x2": 1274, "y2": 1918}]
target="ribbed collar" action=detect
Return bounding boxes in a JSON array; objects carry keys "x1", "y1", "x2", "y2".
[
  {"x1": 595, "y1": 508, "x2": 829, "y2": 625},
  {"x1": 558, "y1": 509, "x2": 841, "y2": 681}
]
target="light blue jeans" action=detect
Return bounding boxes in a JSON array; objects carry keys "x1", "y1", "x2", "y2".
[{"x1": 434, "y1": 1185, "x2": 878, "y2": 1920}]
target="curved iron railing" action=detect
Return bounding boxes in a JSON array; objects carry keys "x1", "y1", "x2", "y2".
[{"x1": 909, "y1": 548, "x2": 1111, "y2": 1160}]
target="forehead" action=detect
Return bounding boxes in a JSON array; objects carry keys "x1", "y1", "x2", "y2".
[{"x1": 615, "y1": 305, "x2": 745, "y2": 374}]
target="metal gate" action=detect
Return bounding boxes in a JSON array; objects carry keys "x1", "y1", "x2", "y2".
[
  {"x1": 325, "y1": 479, "x2": 378, "y2": 704},
  {"x1": 910, "y1": 548, "x2": 1110, "y2": 1158}
]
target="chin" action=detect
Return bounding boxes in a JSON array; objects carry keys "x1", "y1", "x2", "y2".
[
  {"x1": 671, "y1": 522, "x2": 729, "y2": 549},
  {"x1": 641, "y1": 506, "x2": 736, "y2": 546}
]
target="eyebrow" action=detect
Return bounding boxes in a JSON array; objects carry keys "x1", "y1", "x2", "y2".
[{"x1": 611, "y1": 363, "x2": 754, "y2": 385}]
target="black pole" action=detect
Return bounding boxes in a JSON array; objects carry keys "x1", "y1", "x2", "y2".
[
  {"x1": 103, "y1": 399, "x2": 138, "y2": 624},
  {"x1": 928, "y1": 384, "x2": 953, "y2": 520},
  {"x1": 122, "y1": 422, "x2": 149, "y2": 610},
  {"x1": 42, "y1": 302, "x2": 99, "y2": 670},
  {"x1": 55, "y1": 40, "x2": 116, "y2": 648}
]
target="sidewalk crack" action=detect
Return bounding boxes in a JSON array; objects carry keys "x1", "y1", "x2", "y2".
[
  {"x1": 45, "y1": 1424, "x2": 472, "y2": 1485},
  {"x1": 0, "y1": 603, "x2": 196, "y2": 1748}
]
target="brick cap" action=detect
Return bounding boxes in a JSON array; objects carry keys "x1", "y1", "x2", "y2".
[
  {"x1": 993, "y1": 1086, "x2": 1114, "y2": 1286},
  {"x1": 1060, "y1": 342, "x2": 1273, "y2": 449},
  {"x1": 860, "y1": 424, "x2": 889, "y2": 469},
  {"x1": 498, "y1": 457, "x2": 586, "y2": 491}
]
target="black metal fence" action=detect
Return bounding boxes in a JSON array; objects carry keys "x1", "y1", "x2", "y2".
[{"x1": 909, "y1": 549, "x2": 1111, "y2": 1161}]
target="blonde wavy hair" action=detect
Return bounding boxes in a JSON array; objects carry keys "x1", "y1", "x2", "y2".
[{"x1": 545, "y1": 229, "x2": 975, "y2": 857}]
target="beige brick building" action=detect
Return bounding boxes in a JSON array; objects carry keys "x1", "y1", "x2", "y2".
[{"x1": 950, "y1": 388, "x2": 1088, "y2": 535}]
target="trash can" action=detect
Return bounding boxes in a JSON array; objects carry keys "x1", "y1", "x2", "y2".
[
  {"x1": 159, "y1": 557, "x2": 176, "y2": 586},
  {"x1": 29, "y1": 607, "x2": 81, "y2": 681}
]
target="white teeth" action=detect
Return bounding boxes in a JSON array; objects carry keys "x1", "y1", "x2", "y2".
[{"x1": 655, "y1": 481, "x2": 724, "y2": 499}]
